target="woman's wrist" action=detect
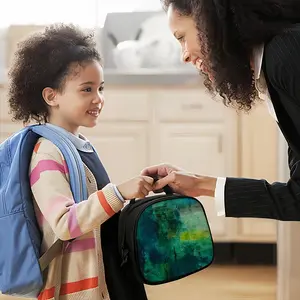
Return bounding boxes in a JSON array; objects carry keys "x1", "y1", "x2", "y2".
[{"x1": 195, "y1": 175, "x2": 217, "y2": 197}]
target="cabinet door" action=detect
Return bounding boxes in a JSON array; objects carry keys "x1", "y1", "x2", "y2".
[
  {"x1": 157, "y1": 123, "x2": 234, "y2": 241},
  {"x1": 237, "y1": 104, "x2": 278, "y2": 242},
  {"x1": 80, "y1": 123, "x2": 148, "y2": 184}
]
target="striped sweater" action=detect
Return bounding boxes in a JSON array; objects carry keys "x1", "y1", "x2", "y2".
[{"x1": 29, "y1": 137, "x2": 124, "y2": 300}]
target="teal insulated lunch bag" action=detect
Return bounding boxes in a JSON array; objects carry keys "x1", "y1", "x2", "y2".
[{"x1": 118, "y1": 190, "x2": 214, "y2": 285}]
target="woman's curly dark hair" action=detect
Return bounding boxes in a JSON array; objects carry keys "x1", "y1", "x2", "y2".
[
  {"x1": 8, "y1": 23, "x2": 101, "y2": 124},
  {"x1": 161, "y1": 0, "x2": 300, "y2": 111}
]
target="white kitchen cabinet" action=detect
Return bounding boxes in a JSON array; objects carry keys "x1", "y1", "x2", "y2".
[
  {"x1": 152, "y1": 88, "x2": 238, "y2": 241},
  {"x1": 80, "y1": 123, "x2": 149, "y2": 184},
  {"x1": 157, "y1": 123, "x2": 231, "y2": 239},
  {"x1": 99, "y1": 88, "x2": 150, "y2": 122},
  {"x1": 80, "y1": 88, "x2": 150, "y2": 184},
  {"x1": 153, "y1": 87, "x2": 224, "y2": 122}
]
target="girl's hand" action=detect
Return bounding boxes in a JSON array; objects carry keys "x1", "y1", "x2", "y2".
[{"x1": 117, "y1": 176, "x2": 154, "y2": 200}]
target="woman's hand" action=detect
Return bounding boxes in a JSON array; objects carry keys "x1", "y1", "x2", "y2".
[{"x1": 141, "y1": 163, "x2": 217, "y2": 198}]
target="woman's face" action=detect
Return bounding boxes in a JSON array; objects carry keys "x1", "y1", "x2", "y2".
[{"x1": 167, "y1": 4, "x2": 210, "y2": 77}]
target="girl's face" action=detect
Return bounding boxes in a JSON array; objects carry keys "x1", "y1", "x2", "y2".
[
  {"x1": 167, "y1": 4, "x2": 212, "y2": 80},
  {"x1": 42, "y1": 60, "x2": 104, "y2": 134}
]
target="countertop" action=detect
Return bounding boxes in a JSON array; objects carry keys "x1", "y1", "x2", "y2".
[{"x1": 103, "y1": 68, "x2": 202, "y2": 86}]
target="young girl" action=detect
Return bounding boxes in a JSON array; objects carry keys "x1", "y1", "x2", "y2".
[{"x1": 8, "y1": 24, "x2": 153, "y2": 300}]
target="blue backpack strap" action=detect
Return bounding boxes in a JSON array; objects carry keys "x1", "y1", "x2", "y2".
[
  {"x1": 31, "y1": 124, "x2": 88, "y2": 202},
  {"x1": 30, "y1": 125, "x2": 88, "y2": 271}
]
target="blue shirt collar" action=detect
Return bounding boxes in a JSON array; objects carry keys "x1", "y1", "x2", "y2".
[{"x1": 45, "y1": 123, "x2": 94, "y2": 153}]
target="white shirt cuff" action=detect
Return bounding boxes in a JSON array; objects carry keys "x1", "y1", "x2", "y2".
[{"x1": 214, "y1": 177, "x2": 226, "y2": 216}]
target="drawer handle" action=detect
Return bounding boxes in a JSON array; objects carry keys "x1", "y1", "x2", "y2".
[{"x1": 181, "y1": 103, "x2": 203, "y2": 110}]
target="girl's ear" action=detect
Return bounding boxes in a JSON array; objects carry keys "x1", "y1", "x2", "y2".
[{"x1": 42, "y1": 87, "x2": 58, "y2": 107}]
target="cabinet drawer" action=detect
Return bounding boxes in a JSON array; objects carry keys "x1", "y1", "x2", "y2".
[
  {"x1": 155, "y1": 89, "x2": 224, "y2": 122},
  {"x1": 101, "y1": 89, "x2": 149, "y2": 121}
]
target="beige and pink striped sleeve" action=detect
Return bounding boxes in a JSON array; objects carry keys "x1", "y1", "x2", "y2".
[{"x1": 29, "y1": 138, "x2": 123, "y2": 241}]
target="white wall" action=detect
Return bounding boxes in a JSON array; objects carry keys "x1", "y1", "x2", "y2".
[{"x1": 0, "y1": 0, "x2": 162, "y2": 28}]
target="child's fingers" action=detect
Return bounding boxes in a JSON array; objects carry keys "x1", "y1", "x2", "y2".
[
  {"x1": 135, "y1": 187, "x2": 149, "y2": 199},
  {"x1": 143, "y1": 181, "x2": 153, "y2": 192},
  {"x1": 142, "y1": 175, "x2": 154, "y2": 185},
  {"x1": 142, "y1": 187, "x2": 150, "y2": 197}
]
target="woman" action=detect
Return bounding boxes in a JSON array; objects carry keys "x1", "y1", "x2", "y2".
[{"x1": 142, "y1": 0, "x2": 300, "y2": 221}]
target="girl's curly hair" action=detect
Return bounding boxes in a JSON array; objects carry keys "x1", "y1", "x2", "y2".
[
  {"x1": 161, "y1": 0, "x2": 300, "y2": 111},
  {"x1": 8, "y1": 23, "x2": 101, "y2": 124}
]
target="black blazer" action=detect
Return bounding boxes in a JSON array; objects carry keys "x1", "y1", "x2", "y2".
[{"x1": 225, "y1": 24, "x2": 300, "y2": 221}]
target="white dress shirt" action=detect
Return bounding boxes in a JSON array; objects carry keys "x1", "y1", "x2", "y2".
[{"x1": 215, "y1": 44, "x2": 278, "y2": 216}]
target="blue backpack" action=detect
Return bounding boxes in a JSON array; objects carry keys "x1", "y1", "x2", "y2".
[{"x1": 0, "y1": 124, "x2": 87, "y2": 298}]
